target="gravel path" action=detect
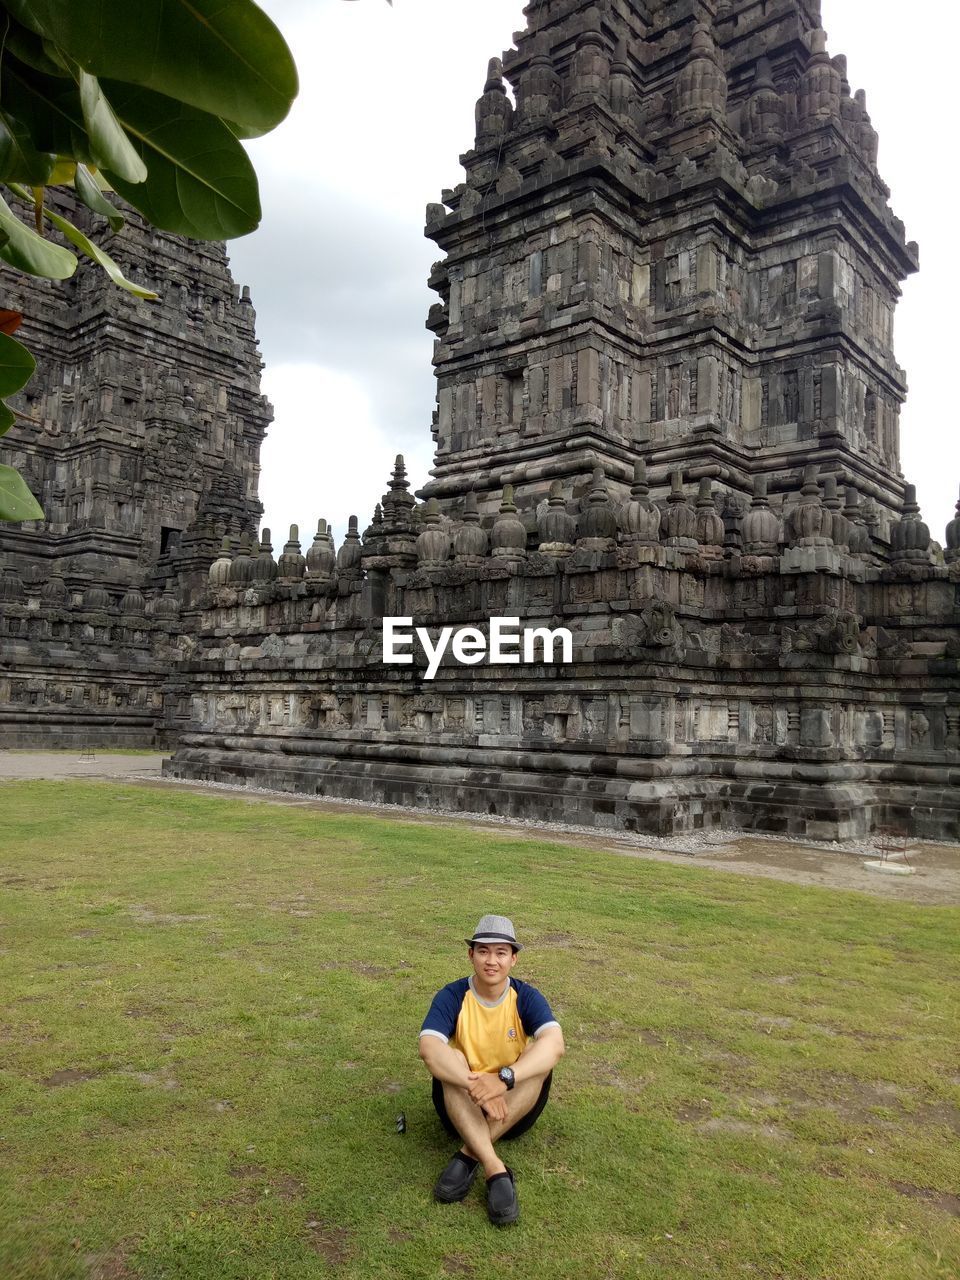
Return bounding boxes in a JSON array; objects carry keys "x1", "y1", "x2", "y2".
[
  {"x1": 0, "y1": 751, "x2": 165, "y2": 781},
  {"x1": 2, "y1": 751, "x2": 957, "y2": 904}
]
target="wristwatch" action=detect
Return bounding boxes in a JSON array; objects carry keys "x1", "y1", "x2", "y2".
[{"x1": 498, "y1": 1066, "x2": 516, "y2": 1091}]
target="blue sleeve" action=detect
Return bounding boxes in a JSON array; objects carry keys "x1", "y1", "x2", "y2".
[
  {"x1": 420, "y1": 979, "x2": 468, "y2": 1040},
  {"x1": 515, "y1": 980, "x2": 559, "y2": 1036}
]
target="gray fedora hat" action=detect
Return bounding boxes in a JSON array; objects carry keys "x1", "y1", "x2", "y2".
[{"x1": 465, "y1": 914, "x2": 523, "y2": 951}]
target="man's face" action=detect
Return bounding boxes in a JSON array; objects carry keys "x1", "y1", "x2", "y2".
[{"x1": 469, "y1": 942, "x2": 517, "y2": 986}]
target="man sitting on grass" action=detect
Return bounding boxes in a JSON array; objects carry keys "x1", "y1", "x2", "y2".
[{"x1": 418, "y1": 914, "x2": 565, "y2": 1226}]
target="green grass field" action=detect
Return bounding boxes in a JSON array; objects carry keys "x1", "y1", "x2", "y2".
[{"x1": 1, "y1": 781, "x2": 958, "y2": 1280}]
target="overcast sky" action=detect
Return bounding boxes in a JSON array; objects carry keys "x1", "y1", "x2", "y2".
[{"x1": 228, "y1": 0, "x2": 959, "y2": 552}]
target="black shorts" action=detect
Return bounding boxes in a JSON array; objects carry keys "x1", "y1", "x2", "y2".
[{"x1": 432, "y1": 1072, "x2": 552, "y2": 1141}]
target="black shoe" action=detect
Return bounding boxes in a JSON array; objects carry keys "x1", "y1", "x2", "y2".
[
  {"x1": 486, "y1": 1167, "x2": 519, "y2": 1226},
  {"x1": 433, "y1": 1152, "x2": 479, "y2": 1203}
]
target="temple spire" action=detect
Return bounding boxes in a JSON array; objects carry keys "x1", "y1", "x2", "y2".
[{"x1": 422, "y1": 0, "x2": 918, "y2": 528}]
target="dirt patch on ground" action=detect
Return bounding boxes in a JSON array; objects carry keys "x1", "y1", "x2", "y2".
[
  {"x1": 905, "y1": 1102, "x2": 960, "y2": 1135},
  {"x1": 802, "y1": 1072, "x2": 904, "y2": 1116},
  {"x1": 228, "y1": 1165, "x2": 304, "y2": 1205},
  {"x1": 675, "y1": 1102, "x2": 711, "y2": 1123},
  {"x1": 82, "y1": 1243, "x2": 140, "y2": 1280},
  {"x1": 735, "y1": 1074, "x2": 960, "y2": 1136},
  {"x1": 638, "y1": 1029, "x2": 666, "y2": 1047},
  {"x1": 124, "y1": 1069, "x2": 179, "y2": 1091},
  {"x1": 751, "y1": 1014, "x2": 795, "y2": 1030},
  {"x1": 442, "y1": 1256, "x2": 476, "y2": 1277},
  {"x1": 272, "y1": 1175, "x2": 303, "y2": 1201},
  {"x1": 661, "y1": 839, "x2": 960, "y2": 906},
  {"x1": 267, "y1": 895, "x2": 316, "y2": 917},
  {"x1": 127, "y1": 905, "x2": 210, "y2": 925},
  {"x1": 597, "y1": 1066, "x2": 651, "y2": 1103},
  {"x1": 890, "y1": 1181, "x2": 960, "y2": 1217},
  {"x1": 0, "y1": 753, "x2": 163, "y2": 782},
  {"x1": 697, "y1": 1116, "x2": 792, "y2": 1142},
  {"x1": 304, "y1": 1219, "x2": 352, "y2": 1264},
  {"x1": 42, "y1": 1068, "x2": 101, "y2": 1087}
]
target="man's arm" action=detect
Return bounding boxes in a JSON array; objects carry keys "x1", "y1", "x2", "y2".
[
  {"x1": 513, "y1": 1025, "x2": 565, "y2": 1084},
  {"x1": 418, "y1": 1033, "x2": 472, "y2": 1087},
  {"x1": 466, "y1": 1025, "x2": 565, "y2": 1106},
  {"x1": 419, "y1": 1035, "x2": 510, "y2": 1122}
]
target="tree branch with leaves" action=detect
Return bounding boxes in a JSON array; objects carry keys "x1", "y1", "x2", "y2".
[{"x1": 0, "y1": 0, "x2": 299, "y2": 521}]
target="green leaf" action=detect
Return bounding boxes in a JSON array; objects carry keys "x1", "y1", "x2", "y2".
[
  {"x1": 40, "y1": 39, "x2": 71, "y2": 74},
  {"x1": 0, "y1": 60, "x2": 89, "y2": 159},
  {"x1": 4, "y1": 21, "x2": 71, "y2": 78},
  {"x1": 0, "y1": 329, "x2": 37, "y2": 398},
  {"x1": 78, "y1": 70, "x2": 148, "y2": 184},
  {"x1": 0, "y1": 109, "x2": 57, "y2": 183},
  {"x1": 0, "y1": 462, "x2": 44, "y2": 521},
  {"x1": 0, "y1": 190, "x2": 77, "y2": 279},
  {"x1": 222, "y1": 117, "x2": 267, "y2": 142},
  {"x1": 74, "y1": 163, "x2": 124, "y2": 232},
  {"x1": 0, "y1": 402, "x2": 16, "y2": 436},
  {"x1": 43, "y1": 204, "x2": 158, "y2": 300},
  {"x1": 101, "y1": 84, "x2": 261, "y2": 240},
  {"x1": 4, "y1": 0, "x2": 298, "y2": 134}
]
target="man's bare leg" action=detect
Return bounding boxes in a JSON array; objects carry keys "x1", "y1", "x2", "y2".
[
  {"x1": 442, "y1": 1058, "x2": 549, "y2": 1171},
  {"x1": 438, "y1": 1041, "x2": 550, "y2": 1171},
  {"x1": 436, "y1": 1049, "x2": 507, "y2": 1178},
  {"x1": 441, "y1": 1081, "x2": 508, "y2": 1178}
]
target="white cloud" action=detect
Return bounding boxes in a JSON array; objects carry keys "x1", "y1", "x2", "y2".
[
  {"x1": 231, "y1": 0, "x2": 527, "y2": 544},
  {"x1": 258, "y1": 361, "x2": 433, "y2": 547}
]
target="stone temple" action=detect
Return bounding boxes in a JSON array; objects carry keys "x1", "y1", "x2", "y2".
[
  {"x1": 2, "y1": 0, "x2": 960, "y2": 840},
  {"x1": 0, "y1": 194, "x2": 269, "y2": 746}
]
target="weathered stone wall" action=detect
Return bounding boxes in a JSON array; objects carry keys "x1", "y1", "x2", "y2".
[
  {"x1": 0, "y1": 194, "x2": 269, "y2": 746},
  {"x1": 0, "y1": 588, "x2": 184, "y2": 749},
  {"x1": 164, "y1": 463, "x2": 960, "y2": 840}
]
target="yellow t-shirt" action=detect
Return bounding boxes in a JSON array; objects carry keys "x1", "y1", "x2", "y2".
[
  {"x1": 453, "y1": 984, "x2": 529, "y2": 1074},
  {"x1": 420, "y1": 976, "x2": 558, "y2": 1074}
]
